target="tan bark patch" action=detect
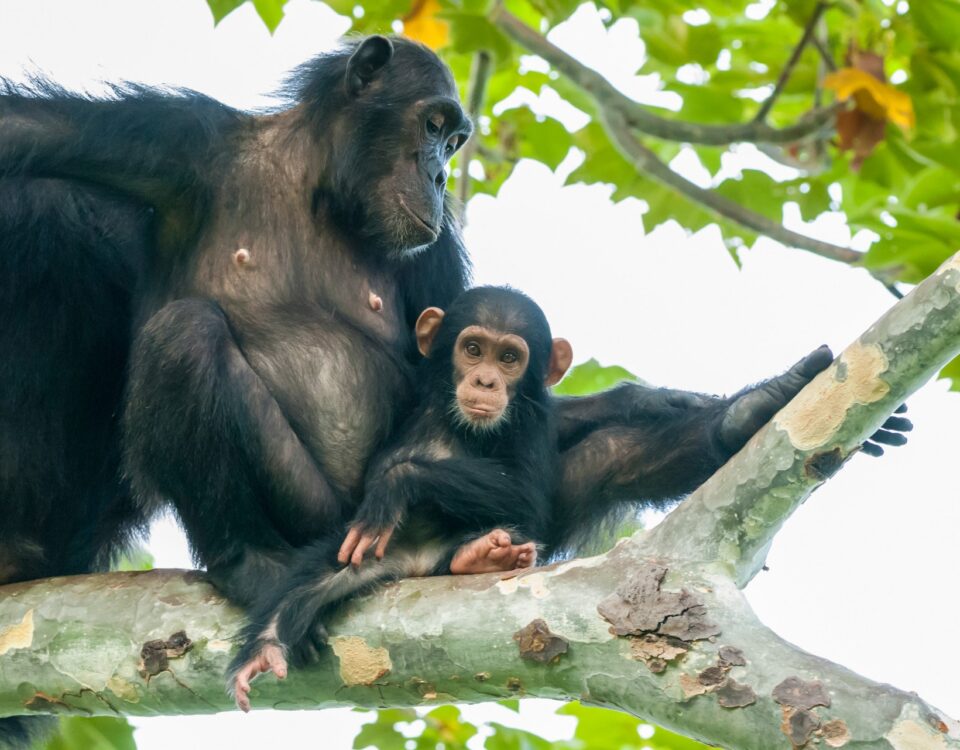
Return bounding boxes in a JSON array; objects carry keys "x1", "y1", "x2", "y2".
[
  {"x1": 887, "y1": 719, "x2": 949, "y2": 750},
  {"x1": 775, "y1": 343, "x2": 889, "y2": 450},
  {"x1": 106, "y1": 676, "x2": 140, "y2": 703},
  {"x1": 0, "y1": 609, "x2": 34, "y2": 656},
  {"x1": 679, "y1": 673, "x2": 709, "y2": 698},
  {"x1": 822, "y1": 719, "x2": 851, "y2": 747},
  {"x1": 936, "y1": 251, "x2": 960, "y2": 276},
  {"x1": 331, "y1": 636, "x2": 392, "y2": 686}
]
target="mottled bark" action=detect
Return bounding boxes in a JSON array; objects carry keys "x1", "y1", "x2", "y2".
[{"x1": 3, "y1": 255, "x2": 960, "y2": 749}]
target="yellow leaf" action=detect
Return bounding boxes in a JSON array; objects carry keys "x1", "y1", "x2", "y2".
[
  {"x1": 823, "y1": 67, "x2": 915, "y2": 130},
  {"x1": 403, "y1": 0, "x2": 449, "y2": 50}
]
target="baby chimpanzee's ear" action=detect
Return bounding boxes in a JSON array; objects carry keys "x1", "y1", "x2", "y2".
[
  {"x1": 545, "y1": 338, "x2": 573, "y2": 387},
  {"x1": 415, "y1": 307, "x2": 445, "y2": 356}
]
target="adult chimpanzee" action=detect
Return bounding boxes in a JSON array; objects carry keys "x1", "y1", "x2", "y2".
[
  {"x1": 0, "y1": 34, "x2": 909, "y2": 737},
  {"x1": 229, "y1": 286, "x2": 570, "y2": 710}
]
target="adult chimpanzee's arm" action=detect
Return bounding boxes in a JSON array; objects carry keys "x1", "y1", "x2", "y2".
[
  {"x1": 551, "y1": 347, "x2": 834, "y2": 549},
  {"x1": 124, "y1": 298, "x2": 344, "y2": 608},
  {"x1": 0, "y1": 83, "x2": 239, "y2": 206}
]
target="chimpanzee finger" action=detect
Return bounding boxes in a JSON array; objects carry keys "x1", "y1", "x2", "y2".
[
  {"x1": 338, "y1": 527, "x2": 363, "y2": 565},
  {"x1": 881, "y1": 416, "x2": 913, "y2": 432},
  {"x1": 860, "y1": 441, "x2": 885, "y2": 457},
  {"x1": 895, "y1": 403, "x2": 908, "y2": 414},
  {"x1": 795, "y1": 344, "x2": 834, "y2": 378},
  {"x1": 869, "y1": 429, "x2": 909, "y2": 446},
  {"x1": 374, "y1": 526, "x2": 395, "y2": 559},
  {"x1": 351, "y1": 533, "x2": 378, "y2": 567}
]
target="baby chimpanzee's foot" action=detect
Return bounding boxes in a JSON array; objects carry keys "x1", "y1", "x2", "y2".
[
  {"x1": 450, "y1": 529, "x2": 538, "y2": 574},
  {"x1": 231, "y1": 641, "x2": 288, "y2": 712}
]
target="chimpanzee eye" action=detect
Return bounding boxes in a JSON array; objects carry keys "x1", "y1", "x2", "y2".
[
  {"x1": 426, "y1": 113, "x2": 444, "y2": 136},
  {"x1": 501, "y1": 351, "x2": 518, "y2": 364},
  {"x1": 465, "y1": 342, "x2": 481, "y2": 357}
]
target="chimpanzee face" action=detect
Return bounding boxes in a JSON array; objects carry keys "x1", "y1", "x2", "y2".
[
  {"x1": 450, "y1": 325, "x2": 531, "y2": 429},
  {"x1": 328, "y1": 36, "x2": 471, "y2": 257}
]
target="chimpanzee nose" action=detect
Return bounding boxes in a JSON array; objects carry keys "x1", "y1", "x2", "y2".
[
  {"x1": 475, "y1": 373, "x2": 495, "y2": 389},
  {"x1": 434, "y1": 168, "x2": 446, "y2": 190}
]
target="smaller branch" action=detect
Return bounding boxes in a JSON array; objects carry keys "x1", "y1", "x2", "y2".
[
  {"x1": 754, "y1": 1, "x2": 830, "y2": 123},
  {"x1": 457, "y1": 50, "x2": 492, "y2": 207},
  {"x1": 489, "y1": 5, "x2": 839, "y2": 147},
  {"x1": 811, "y1": 35, "x2": 838, "y2": 73},
  {"x1": 601, "y1": 108, "x2": 862, "y2": 264},
  {"x1": 647, "y1": 250, "x2": 960, "y2": 585}
]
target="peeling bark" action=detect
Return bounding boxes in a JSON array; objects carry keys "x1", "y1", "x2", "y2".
[{"x1": 3, "y1": 253, "x2": 960, "y2": 749}]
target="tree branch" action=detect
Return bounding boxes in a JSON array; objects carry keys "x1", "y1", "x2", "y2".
[
  {"x1": 753, "y1": 1, "x2": 830, "y2": 123},
  {"x1": 646, "y1": 250, "x2": 960, "y2": 584},
  {"x1": 489, "y1": 5, "x2": 840, "y2": 147},
  {"x1": 457, "y1": 50, "x2": 492, "y2": 207},
  {"x1": 600, "y1": 108, "x2": 863, "y2": 264},
  {"x1": 3, "y1": 255, "x2": 960, "y2": 748}
]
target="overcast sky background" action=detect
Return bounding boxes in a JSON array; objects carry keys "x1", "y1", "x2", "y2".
[{"x1": 1, "y1": 0, "x2": 958, "y2": 747}]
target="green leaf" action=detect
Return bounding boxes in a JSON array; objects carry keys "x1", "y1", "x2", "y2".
[
  {"x1": 116, "y1": 546, "x2": 154, "y2": 571},
  {"x1": 912, "y1": 0, "x2": 960, "y2": 50},
  {"x1": 938, "y1": 354, "x2": 960, "y2": 391},
  {"x1": 206, "y1": 0, "x2": 247, "y2": 24},
  {"x1": 553, "y1": 358, "x2": 642, "y2": 396},
  {"x1": 251, "y1": 0, "x2": 288, "y2": 32},
  {"x1": 498, "y1": 698, "x2": 521, "y2": 712},
  {"x1": 41, "y1": 717, "x2": 136, "y2": 750}
]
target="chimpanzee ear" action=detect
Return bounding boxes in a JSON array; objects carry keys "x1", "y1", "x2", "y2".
[
  {"x1": 415, "y1": 307, "x2": 445, "y2": 357},
  {"x1": 346, "y1": 36, "x2": 394, "y2": 95},
  {"x1": 545, "y1": 338, "x2": 573, "y2": 387}
]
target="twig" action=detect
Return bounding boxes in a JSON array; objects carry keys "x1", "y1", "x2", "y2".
[
  {"x1": 457, "y1": 50, "x2": 492, "y2": 207},
  {"x1": 754, "y1": 1, "x2": 830, "y2": 123},
  {"x1": 489, "y1": 5, "x2": 839, "y2": 146},
  {"x1": 600, "y1": 108, "x2": 863, "y2": 264}
]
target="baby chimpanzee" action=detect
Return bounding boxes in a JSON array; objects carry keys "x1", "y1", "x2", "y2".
[{"x1": 229, "y1": 286, "x2": 573, "y2": 710}]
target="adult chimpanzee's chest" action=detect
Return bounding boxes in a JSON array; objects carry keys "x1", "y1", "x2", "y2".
[{"x1": 187, "y1": 215, "x2": 417, "y2": 500}]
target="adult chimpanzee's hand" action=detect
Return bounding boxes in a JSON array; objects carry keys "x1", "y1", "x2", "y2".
[{"x1": 717, "y1": 345, "x2": 912, "y2": 457}]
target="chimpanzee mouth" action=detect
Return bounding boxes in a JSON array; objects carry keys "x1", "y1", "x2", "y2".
[{"x1": 399, "y1": 198, "x2": 439, "y2": 236}]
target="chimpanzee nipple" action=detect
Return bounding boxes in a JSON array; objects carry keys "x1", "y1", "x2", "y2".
[
  {"x1": 234, "y1": 248, "x2": 251, "y2": 266},
  {"x1": 369, "y1": 291, "x2": 384, "y2": 312}
]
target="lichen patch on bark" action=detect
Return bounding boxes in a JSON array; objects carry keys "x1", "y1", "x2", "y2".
[
  {"x1": 513, "y1": 619, "x2": 569, "y2": 663},
  {"x1": 0, "y1": 608, "x2": 33, "y2": 656},
  {"x1": 774, "y1": 343, "x2": 889, "y2": 450},
  {"x1": 106, "y1": 676, "x2": 140, "y2": 704},
  {"x1": 822, "y1": 719, "x2": 851, "y2": 748},
  {"x1": 887, "y1": 719, "x2": 950, "y2": 750},
  {"x1": 331, "y1": 636, "x2": 392, "y2": 686}
]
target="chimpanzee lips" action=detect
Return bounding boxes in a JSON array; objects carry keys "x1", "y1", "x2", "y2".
[{"x1": 399, "y1": 198, "x2": 439, "y2": 236}]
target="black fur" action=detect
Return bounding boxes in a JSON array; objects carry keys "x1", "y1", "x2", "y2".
[
  {"x1": 0, "y1": 36, "x2": 473, "y2": 614},
  {"x1": 228, "y1": 287, "x2": 558, "y2": 681}
]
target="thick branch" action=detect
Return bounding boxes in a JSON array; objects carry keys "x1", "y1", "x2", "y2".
[
  {"x1": 3, "y1": 266, "x2": 960, "y2": 746},
  {"x1": 0, "y1": 561, "x2": 956, "y2": 748},
  {"x1": 647, "y1": 250, "x2": 960, "y2": 584},
  {"x1": 489, "y1": 5, "x2": 840, "y2": 146}
]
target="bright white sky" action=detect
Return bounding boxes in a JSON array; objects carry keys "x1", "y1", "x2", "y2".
[{"x1": 2, "y1": 0, "x2": 958, "y2": 747}]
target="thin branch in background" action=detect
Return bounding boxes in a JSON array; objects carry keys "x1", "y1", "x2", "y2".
[
  {"x1": 600, "y1": 108, "x2": 863, "y2": 265},
  {"x1": 489, "y1": 5, "x2": 863, "y2": 267},
  {"x1": 753, "y1": 1, "x2": 830, "y2": 123},
  {"x1": 489, "y1": 4, "x2": 839, "y2": 147},
  {"x1": 456, "y1": 50, "x2": 492, "y2": 209}
]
